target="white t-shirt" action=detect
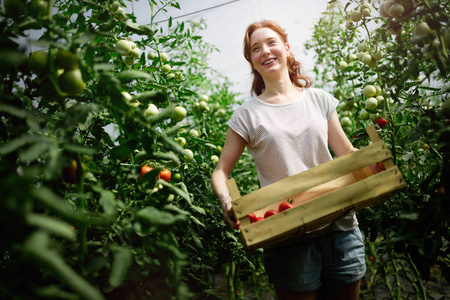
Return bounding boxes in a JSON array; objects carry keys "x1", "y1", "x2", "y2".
[{"x1": 228, "y1": 87, "x2": 357, "y2": 233}]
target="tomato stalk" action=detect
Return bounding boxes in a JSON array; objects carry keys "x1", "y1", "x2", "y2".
[
  {"x1": 406, "y1": 253, "x2": 428, "y2": 299},
  {"x1": 376, "y1": 71, "x2": 398, "y2": 165},
  {"x1": 75, "y1": 155, "x2": 88, "y2": 259},
  {"x1": 391, "y1": 258, "x2": 403, "y2": 299}
]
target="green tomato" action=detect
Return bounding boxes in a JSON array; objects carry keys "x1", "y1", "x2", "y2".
[
  {"x1": 172, "y1": 106, "x2": 187, "y2": 123},
  {"x1": 216, "y1": 108, "x2": 226, "y2": 116},
  {"x1": 161, "y1": 64, "x2": 171, "y2": 73},
  {"x1": 188, "y1": 129, "x2": 199, "y2": 137},
  {"x1": 357, "y1": 41, "x2": 368, "y2": 53},
  {"x1": 348, "y1": 53, "x2": 357, "y2": 62},
  {"x1": 4, "y1": 0, "x2": 25, "y2": 18},
  {"x1": 371, "y1": 50, "x2": 383, "y2": 61},
  {"x1": 361, "y1": 7, "x2": 371, "y2": 17},
  {"x1": 175, "y1": 137, "x2": 186, "y2": 147},
  {"x1": 359, "y1": 109, "x2": 370, "y2": 120},
  {"x1": 338, "y1": 61, "x2": 348, "y2": 70},
  {"x1": 124, "y1": 56, "x2": 135, "y2": 65},
  {"x1": 147, "y1": 52, "x2": 156, "y2": 60},
  {"x1": 388, "y1": 3, "x2": 404, "y2": 18},
  {"x1": 340, "y1": 116, "x2": 352, "y2": 127},
  {"x1": 56, "y1": 49, "x2": 79, "y2": 70},
  {"x1": 365, "y1": 97, "x2": 378, "y2": 110},
  {"x1": 130, "y1": 47, "x2": 141, "y2": 58},
  {"x1": 58, "y1": 69, "x2": 86, "y2": 95},
  {"x1": 414, "y1": 22, "x2": 437, "y2": 40},
  {"x1": 183, "y1": 149, "x2": 194, "y2": 162},
  {"x1": 199, "y1": 101, "x2": 209, "y2": 111},
  {"x1": 28, "y1": 50, "x2": 49, "y2": 77},
  {"x1": 29, "y1": 0, "x2": 47, "y2": 18},
  {"x1": 160, "y1": 52, "x2": 169, "y2": 62},
  {"x1": 116, "y1": 40, "x2": 132, "y2": 56},
  {"x1": 145, "y1": 104, "x2": 159, "y2": 116},
  {"x1": 363, "y1": 85, "x2": 377, "y2": 97},
  {"x1": 121, "y1": 91, "x2": 132, "y2": 102},
  {"x1": 111, "y1": 1, "x2": 120, "y2": 11},
  {"x1": 350, "y1": 10, "x2": 362, "y2": 22},
  {"x1": 369, "y1": 113, "x2": 380, "y2": 123},
  {"x1": 339, "y1": 101, "x2": 349, "y2": 111},
  {"x1": 361, "y1": 54, "x2": 373, "y2": 65},
  {"x1": 211, "y1": 155, "x2": 219, "y2": 164},
  {"x1": 172, "y1": 173, "x2": 182, "y2": 182},
  {"x1": 115, "y1": 7, "x2": 127, "y2": 20}
]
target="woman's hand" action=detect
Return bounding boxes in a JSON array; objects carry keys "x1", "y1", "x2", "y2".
[{"x1": 221, "y1": 198, "x2": 240, "y2": 230}]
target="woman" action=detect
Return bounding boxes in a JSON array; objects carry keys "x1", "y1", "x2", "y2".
[{"x1": 211, "y1": 20, "x2": 369, "y2": 300}]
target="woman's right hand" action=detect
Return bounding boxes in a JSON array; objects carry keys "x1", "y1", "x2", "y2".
[{"x1": 221, "y1": 199, "x2": 240, "y2": 230}]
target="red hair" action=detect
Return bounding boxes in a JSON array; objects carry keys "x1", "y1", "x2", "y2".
[{"x1": 243, "y1": 20, "x2": 312, "y2": 96}]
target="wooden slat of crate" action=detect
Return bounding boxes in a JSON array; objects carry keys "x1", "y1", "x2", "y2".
[
  {"x1": 239, "y1": 166, "x2": 406, "y2": 250},
  {"x1": 231, "y1": 140, "x2": 391, "y2": 220}
]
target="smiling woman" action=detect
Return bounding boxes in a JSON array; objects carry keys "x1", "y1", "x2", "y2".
[
  {"x1": 211, "y1": 19, "x2": 370, "y2": 300},
  {"x1": 243, "y1": 20, "x2": 312, "y2": 98}
]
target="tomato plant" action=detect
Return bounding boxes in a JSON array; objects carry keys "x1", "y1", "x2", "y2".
[
  {"x1": 306, "y1": 1, "x2": 450, "y2": 298},
  {"x1": 0, "y1": 1, "x2": 263, "y2": 299}
]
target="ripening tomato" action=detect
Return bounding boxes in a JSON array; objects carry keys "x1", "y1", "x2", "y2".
[
  {"x1": 377, "y1": 118, "x2": 388, "y2": 128},
  {"x1": 138, "y1": 166, "x2": 153, "y2": 180},
  {"x1": 264, "y1": 209, "x2": 278, "y2": 219},
  {"x1": 159, "y1": 168, "x2": 171, "y2": 182},
  {"x1": 248, "y1": 213, "x2": 257, "y2": 223},
  {"x1": 278, "y1": 201, "x2": 295, "y2": 212}
]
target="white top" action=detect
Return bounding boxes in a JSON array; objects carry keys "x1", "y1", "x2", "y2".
[{"x1": 228, "y1": 87, "x2": 357, "y2": 234}]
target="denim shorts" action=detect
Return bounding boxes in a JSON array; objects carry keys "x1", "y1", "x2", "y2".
[{"x1": 263, "y1": 227, "x2": 366, "y2": 292}]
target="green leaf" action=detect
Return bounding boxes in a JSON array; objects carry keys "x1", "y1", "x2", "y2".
[
  {"x1": 63, "y1": 143, "x2": 98, "y2": 155},
  {"x1": 99, "y1": 189, "x2": 117, "y2": 216},
  {"x1": 0, "y1": 135, "x2": 44, "y2": 155},
  {"x1": 0, "y1": 103, "x2": 28, "y2": 118},
  {"x1": 157, "y1": 179, "x2": 191, "y2": 205},
  {"x1": 25, "y1": 213, "x2": 76, "y2": 240},
  {"x1": 23, "y1": 231, "x2": 105, "y2": 300},
  {"x1": 110, "y1": 140, "x2": 138, "y2": 160},
  {"x1": 126, "y1": 23, "x2": 155, "y2": 36},
  {"x1": 118, "y1": 70, "x2": 152, "y2": 83},
  {"x1": 108, "y1": 245, "x2": 133, "y2": 289},
  {"x1": 19, "y1": 141, "x2": 50, "y2": 162},
  {"x1": 133, "y1": 90, "x2": 167, "y2": 103},
  {"x1": 135, "y1": 206, "x2": 186, "y2": 225}
]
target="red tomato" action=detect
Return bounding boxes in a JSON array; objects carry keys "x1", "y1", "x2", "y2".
[
  {"x1": 159, "y1": 168, "x2": 171, "y2": 182},
  {"x1": 138, "y1": 166, "x2": 153, "y2": 180},
  {"x1": 256, "y1": 217, "x2": 264, "y2": 222},
  {"x1": 377, "y1": 118, "x2": 388, "y2": 128},
  {"x1": 278, "y1": 201, "x2": 294, "y2": 212},
  {"x1": 264, "y1": 209, "x2": 278, "y2": 218},
  {"x1": 248, "y1": 213, "x2": 257, "y2": 223}
]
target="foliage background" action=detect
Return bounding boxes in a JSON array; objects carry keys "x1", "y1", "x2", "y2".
[{"x1": 0, "y1": 0, "x2": 449, "y2": 299}]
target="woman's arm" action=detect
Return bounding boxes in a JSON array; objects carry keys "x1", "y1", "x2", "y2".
[
  {"x1": 328, "y1": 110, "x2": 385, "y2": 173},
  {"x1": 211, "y1": 127, "x2": 247, "y2": 230},
  {"x1": 328, "y1": 111, "x2": 357, "y2": 157}
]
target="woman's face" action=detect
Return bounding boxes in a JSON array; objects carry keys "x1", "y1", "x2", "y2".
[{"x1": 249, "y1": 27, "x2": 290, "y2": 79}]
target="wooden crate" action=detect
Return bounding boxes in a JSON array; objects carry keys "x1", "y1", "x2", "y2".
[{"x1": 226, "y1": 126, "x2": 407, "y2": 251}]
